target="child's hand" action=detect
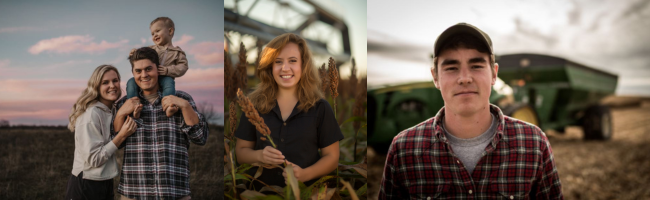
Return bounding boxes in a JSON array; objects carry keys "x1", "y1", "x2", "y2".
[
  {"x1": 157, "y1": 65, "x2": 167, "y2": 76},
  {"x1": 129, "y1": 48, "x2": 136, "y2": 57}
]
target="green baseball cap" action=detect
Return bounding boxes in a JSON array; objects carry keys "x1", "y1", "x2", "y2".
[{"x1": 433, "y1": 22, "x2": 493, "y2": 58}]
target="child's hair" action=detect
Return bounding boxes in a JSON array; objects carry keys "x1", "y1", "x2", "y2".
[
  {"x1": 249, "y1": 33, "x2": 323, "y2": 114},
  {"x1": 128, "y1": 47, "x2": 160, "y2": 69},
  {"x1": 150, "y1": 17, "x2": 175, "y2": 36},
  {"x1": 68, "y1": 65, "x2": 121, "y2": 132}
]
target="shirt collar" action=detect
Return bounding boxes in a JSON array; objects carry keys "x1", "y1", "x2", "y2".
[
  {"x1": 432, "y1": 104, "x2": 507, "y2": 148},
  {"x1": 151, "y1": 45, "x2": 182, "y2": 51},
  {"x1": 271, "y1": 100, "x2": 302, "y2": 122},
  {"x1": 138, "y1": 89, "x2": 162, "y2": 105}
]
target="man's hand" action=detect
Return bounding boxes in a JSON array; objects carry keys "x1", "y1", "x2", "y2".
[
  {"x1": 117, "y1": 97, "x2": 141, "y2": 117},
  {"x1": 259, "y1": 146, "x2": 285, "y2": 165},
  {"x1": 161, "y1": 95, "x2": 188, "y2": 112},
  {"x1": 283, "y1": 160, "x2": 310, "y2": 182},
  {"x1": 157, "y1": 65, "x2": 168, "y2": 76}
]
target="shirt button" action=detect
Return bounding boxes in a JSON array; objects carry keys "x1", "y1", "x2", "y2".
[
  {"x1": 427, "y1": 197, "x2": 431, "y2": 200},
  {"x1": 283, "y1": 122, "x2": 286, "y2": 126},
  {"x1": 510, "y1": 195, "x2": 514, "y2": 199},
  {"x1": 469, "y1": 190, "x2": 473, "y2": 194},
  {"x1": 456, "y1": 160, "x2": 460, "y2": 164}
]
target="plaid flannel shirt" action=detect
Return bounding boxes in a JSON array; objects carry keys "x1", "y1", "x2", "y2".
[
  {"x1": 380, "y1": 104, "x2": 562, "y2": 200},
  {"x1": 112, "y1": 90, "x2": 208, "y2": 200}
]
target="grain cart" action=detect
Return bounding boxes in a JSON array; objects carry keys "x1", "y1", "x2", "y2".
[
  {"x1": 497, "y1": 53, "x2": 618, "y2": 140},
  {"x1": 367, "y1": 83, "x2": 509, "y2": 154},
  {"x1": 368, "y1": 53, "x2": 618, "y2": 154}
]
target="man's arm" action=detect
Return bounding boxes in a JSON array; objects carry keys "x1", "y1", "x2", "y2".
[
  {"x1": 534, "y1": 138, "x2": 563, "y2": 199},
  {"x1": 162, "y1": 93, "x2": 208, "y2": 145}
]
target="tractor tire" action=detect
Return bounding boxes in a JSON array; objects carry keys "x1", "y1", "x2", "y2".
[
  {"x1": 502, "y1": 103, "x2": 541, "y2": 127},
  {"x1": 582, "y1": 105, "x2": 613, "y2": 140}
]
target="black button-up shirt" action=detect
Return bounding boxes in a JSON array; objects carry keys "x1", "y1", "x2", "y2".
[{"x1": 235, "y1": 98, "x2": 344, "y2": 187}]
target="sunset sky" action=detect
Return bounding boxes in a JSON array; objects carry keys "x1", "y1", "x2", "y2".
[{"x1": 0, "y1": 1, "x2": 224, "y2": 125}]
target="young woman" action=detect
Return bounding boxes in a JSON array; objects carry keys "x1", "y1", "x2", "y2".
[
  {"x1": 65, "y1": 65, "x2": 137, "y2": 200},
  {"x1": 235, "y1": 33, "x2": 344, "y2": 188}
]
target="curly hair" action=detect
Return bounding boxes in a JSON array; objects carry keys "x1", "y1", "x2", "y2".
[{"x1": 248, "y1": 33, "x2": 323, "y2": 114}]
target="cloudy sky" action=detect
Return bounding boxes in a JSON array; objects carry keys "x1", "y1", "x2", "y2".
[
  {"x1": 368, "y1": 0, "x2": 650, "y2": 96},
  {"x1": 0, "y1": 1, "x2": 224, "y2": 125}
]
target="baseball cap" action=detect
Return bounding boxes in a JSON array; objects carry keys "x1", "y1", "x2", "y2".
[{"x1": 433, "y1": 23, "x2": 493, "y2": 58}]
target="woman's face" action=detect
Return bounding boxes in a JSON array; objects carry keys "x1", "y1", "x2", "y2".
[
  {"x1": 272, "y1": 42, "x2": 302, "y2": 90},
  {"x1": 98, "y1": 70, "x2": 121, "y2": 106}
]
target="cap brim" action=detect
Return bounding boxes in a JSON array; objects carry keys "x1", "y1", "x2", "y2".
[{"x1": 434, "y1": 23, "x2": 492, "y2": 58}]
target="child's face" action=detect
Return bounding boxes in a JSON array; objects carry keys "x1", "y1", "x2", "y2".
[
  {"x1": 150, "y1": 21, "x2": 172, "y2": 46},
  {"x1": 272, "y1": 42, "x2": 302, "y2": 91}
]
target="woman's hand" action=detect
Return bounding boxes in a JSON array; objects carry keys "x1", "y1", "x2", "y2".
[
  {"x1": 283, "y1": 160, "x2": 311, "y2": 182},
  {"x1": 119, "y1": 116, "x2": 137, "y2": 137},
  {"x1": 259, "y1": 146, "x2": 285, "y2": 165}
]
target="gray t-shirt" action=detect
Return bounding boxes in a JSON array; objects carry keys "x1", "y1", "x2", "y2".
[{"x1": 442, "y1": 114, "x2": 497, "y2": 175}]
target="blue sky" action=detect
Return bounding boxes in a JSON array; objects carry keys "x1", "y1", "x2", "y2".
[{"x1": 0, "y1": 0, "x2": 224, "y2": 125}]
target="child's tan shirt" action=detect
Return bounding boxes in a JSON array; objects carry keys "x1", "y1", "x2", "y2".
[{"x1": 151, "y1": 45, "x2": 188, "y2": 78}]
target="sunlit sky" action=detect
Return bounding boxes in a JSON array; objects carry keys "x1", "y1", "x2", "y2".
[
  {"x1": 368, "y1": 0, "x2": 650, "y2": 96},
  {"x1": 224, "y1": 0, "x2": 366, "y2": 78},
  {"x1": 0, "y1": 1, "x2": 224, "y2": 125}
]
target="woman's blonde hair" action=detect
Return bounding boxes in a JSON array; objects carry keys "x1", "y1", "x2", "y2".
[
  {"x1": 249, "y1": 33, "x2": 323, "y2": 114},
  {"x1": 68, "y1": 65, "x2": 121, "y2": 132}
]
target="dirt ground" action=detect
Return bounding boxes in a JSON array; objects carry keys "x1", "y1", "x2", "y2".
[{"x1": 367, "y1": 104, "x2": 650, "y2": 199}]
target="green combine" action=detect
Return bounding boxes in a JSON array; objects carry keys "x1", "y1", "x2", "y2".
[{"x1": 368, "y1": 53, "x2": 618, "y2": 154}]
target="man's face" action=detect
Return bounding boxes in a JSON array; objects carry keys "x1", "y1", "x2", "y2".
[
  {"x1": 432, "y1": 47, "x2": 498, "y2": 117},
  {"x1": 132, "y1": 59, "x2": 159, "y2": 94}
]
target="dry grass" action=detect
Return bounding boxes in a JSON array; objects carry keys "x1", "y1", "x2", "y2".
[{"x1": 0, "y1": 125, "x2": 223, "y2": 199}]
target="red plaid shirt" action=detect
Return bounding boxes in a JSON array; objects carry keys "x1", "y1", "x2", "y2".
[{"x1": 380, "y1": 105, "x2": 563, "y2": 200}]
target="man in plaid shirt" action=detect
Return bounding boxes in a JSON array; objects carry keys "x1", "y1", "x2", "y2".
[
  {"x1": 113, "y1": 47, "x2": 208, "y2": 200},
  {"x1": 379, "y1": 23, "x2": 563, "y2": 199}
]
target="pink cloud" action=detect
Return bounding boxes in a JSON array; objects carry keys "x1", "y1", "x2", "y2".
[
  {"x1": 173, "y1": 34, "x2": 194, "y2": 47},
  {"x1": 28, "y1": 35, "x2": 128, "y2": 55},
  {"x1": 188, "y1": 41, "x2": 224, "y2": 66}
]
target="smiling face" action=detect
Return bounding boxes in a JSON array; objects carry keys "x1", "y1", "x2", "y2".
[
  {"x1": 132, "y1": 59, "x2": 159, "y2": 95},
  {"x1": 150, "y1": 21, "x2": 173, "y2": 46},
  {"x1": 272, "y1": 42, "x2": 303, "y2": 90},
  {"x1": 432, "y1": 47, "x2": 498, "y2": 117},
  {"x1": 98, "y1": 70, "x2": 121, "y2": 106}
]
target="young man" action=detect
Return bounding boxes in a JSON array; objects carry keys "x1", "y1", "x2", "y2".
[
  {"x1": 379, "y1": 23, "x2": 563, "y2": 199},
  {"x1": 113, "y1": 47, "x2": 208, "y2": 200}
]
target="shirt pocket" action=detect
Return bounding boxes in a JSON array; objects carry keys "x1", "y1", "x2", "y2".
[
  {"x1": 489, "y1": 182, "x2": 531, "y2": 200},
  {"x1": 410, "y1": 183, "x2": 450, "y2": 200}
]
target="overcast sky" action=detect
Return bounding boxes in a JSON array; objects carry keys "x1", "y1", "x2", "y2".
[
  {"x1": 368, "y1": 0, "x2": 650, "y2": 96},
  {"x1": 0, "y1": 0, "x2": 224, "y2": 125}
]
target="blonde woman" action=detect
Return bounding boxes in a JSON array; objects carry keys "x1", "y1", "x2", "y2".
[
  {"x1": 65, "y1": 65, "x2": 138, "y2": 200},
  {"x1": 235, "y1": 33, "x2": 344, "y2": 189}
]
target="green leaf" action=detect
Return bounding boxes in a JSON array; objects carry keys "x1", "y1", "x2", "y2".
[
  {"x1": 284, "y1": 164, "x2": 301, "y2": 200},
  {"x1": 339, "y1": 116, "x2": 366, "y2": 128},
  {"x1": 237, "y1": 164, "x2": 255, "y2": 174},
  {"x1": 224, "y1": 173, "x2": 250, "y2": 182},
  {"x1": 356, "y1": 183, "x2": 368, "y2": 197}
]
